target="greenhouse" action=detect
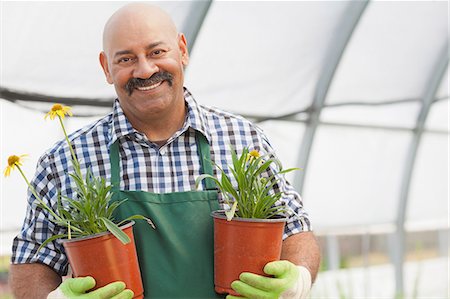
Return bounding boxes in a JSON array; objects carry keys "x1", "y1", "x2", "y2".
[{"x1": 1, "y1": 1, "x2": 448, "y2": 298}]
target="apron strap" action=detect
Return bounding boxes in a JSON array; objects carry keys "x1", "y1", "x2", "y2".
[
  {"x1": 110, "y1": 140, "x2": 121, "y2": 194},
  {"x1": 110, "y1": 131, "x2": 216, "y2": 192},
  {"x1": 196, "y1": 131, "x2": 217, "y2": 191}
]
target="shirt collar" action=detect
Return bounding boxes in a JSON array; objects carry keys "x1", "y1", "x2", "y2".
[
  {"x1": 109, "y1": 87, "x2": 211, "y2": 147},
  {"x1": 183, "y1": 87, "x2": 211, "y2": 143}
]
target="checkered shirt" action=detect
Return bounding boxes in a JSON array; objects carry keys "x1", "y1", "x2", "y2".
[{"x1": 11, "y1": 88, "x2": 312, "y2": 276}]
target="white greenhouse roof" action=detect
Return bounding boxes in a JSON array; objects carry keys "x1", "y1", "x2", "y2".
[{"x1": 1, "y1": 1, "x2": 448, "y2": 236}]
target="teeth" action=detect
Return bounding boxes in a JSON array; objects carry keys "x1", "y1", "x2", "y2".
[{"x1": 136, "y1": 81, "x2": 163, "y2": 91}]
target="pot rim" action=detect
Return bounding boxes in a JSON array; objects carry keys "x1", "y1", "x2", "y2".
[
  {"x1": 211, "y1": 210, "x2": 287, "y2": 223},
  {"x1": 61, "y1": 220, "x2": 135, "y2": 244}
]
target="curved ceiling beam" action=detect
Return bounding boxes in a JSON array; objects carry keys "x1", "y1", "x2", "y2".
[
  {"x1": 392, "y1": 42, "x2": 449, "y2": 297},
  {"x1": 0, "y1": 88, "x2": 113, "y2": 107},
  {"x1": 250, "y1": 96, "x2": 448, "y2": 123},
  {"x1": 292, "y1": 1, "x2": 370, "y2": 193},
  {"x1": 182, "y1": 0, "x2": 213, "y2": 54}
]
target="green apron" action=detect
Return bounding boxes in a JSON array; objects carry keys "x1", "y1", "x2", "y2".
[{"x1": 110, "y1": 132, "x2": 223, "y2": 298}]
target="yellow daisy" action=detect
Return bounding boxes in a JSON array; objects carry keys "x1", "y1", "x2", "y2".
[
  {"x1": 45, "y1": 104, "x2": 73, "y2": 120},
  {"x1": 249, "y1": 150, "x2": 260, "y2": 159},
  {"x1": 4, "y1": 154, "x2": 27, "y2": 177}
]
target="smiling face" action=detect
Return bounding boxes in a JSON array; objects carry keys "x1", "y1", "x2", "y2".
[{"x1": 100, "y1": 4, "x2": 189, "y2": 128}]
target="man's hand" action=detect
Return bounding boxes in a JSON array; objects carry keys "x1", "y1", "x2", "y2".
[
  {"x1": 226, "y1": 260, "x2": 312, "y2": 299},
  {"x1": 47, "y1": 276, "x2": 134, "y2": 299}
]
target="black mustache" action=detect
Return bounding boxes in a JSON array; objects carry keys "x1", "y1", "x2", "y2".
[{"x1": 125, "y1": 72, "x2": 173, "y2": 95}]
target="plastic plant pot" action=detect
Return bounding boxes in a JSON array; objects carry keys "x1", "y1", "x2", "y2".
[
  {"x1": 62, "y1": 221, "x2": 144, "y2": 299},
  {"x1": 211, "y1": 210, "x2": 286, "y2": 296}
]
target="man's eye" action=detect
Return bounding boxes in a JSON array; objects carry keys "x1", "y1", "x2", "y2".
[
  {"x1": 152, "y1": 50, "x2": 164, "y2": 56},
  {"x1": 118, "y1": 57, "x2": 132, "y2": 64}
]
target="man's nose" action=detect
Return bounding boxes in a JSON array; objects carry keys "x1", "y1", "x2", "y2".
[{"x1": 133, "y1": 58, "x2": 158, "y2": 79}]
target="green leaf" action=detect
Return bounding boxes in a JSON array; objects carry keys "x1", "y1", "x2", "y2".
[
  {"x1": 38, "y1": 234, "x2": 68, "y2": 252},
  {"x1": 195, "y1": 174, "x2": 219, "y2": 189},
  {"x1": 118, "y1": 215, "x2": 156, "y2": 229},
  {"x1": 225, "y1": 201, "x2": 238, "y2": 221},
  {"x1": 99, "y1": 217, "x2": 130, "y2": 244},
  {"x1": 278, "y1": 167, "x2": 300, "y2": 175}
]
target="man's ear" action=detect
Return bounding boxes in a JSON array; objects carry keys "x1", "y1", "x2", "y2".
[
  {"x1": 99, "y1": 51, "x2": 113, "y2": 84},
  {"x1": 178, "y1": 33, "x2": 189, "y2": 67}
]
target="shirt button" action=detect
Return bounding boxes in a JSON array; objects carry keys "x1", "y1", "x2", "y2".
[{"x1": 160, "y1": 148, "x2": 166, "y2": 155}]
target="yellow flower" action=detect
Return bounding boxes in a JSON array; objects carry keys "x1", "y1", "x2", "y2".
[
  {"x1": 4, "y1": 154, "x2": 27, "y2": 177},
  {"x1": 249, "y1": 150, "x2": 260, "y2": 159},
  {"x1": 45, "y1": 104, "x2": 73, "y2": 120},
  {"x1": 246, "y1": 149, "x2": 261, "y2": 164}
]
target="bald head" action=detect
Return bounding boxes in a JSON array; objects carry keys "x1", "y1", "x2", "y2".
[
  {"x1": 103, "y1": 3, "x2": 179, "y2": 54},
  {"x1": 98, "y1": 2, "x2": 189, "y2": 131}
]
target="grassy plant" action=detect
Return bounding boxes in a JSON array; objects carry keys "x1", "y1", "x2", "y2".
[
  {"x1": 39, "y1": 167, "x2": 151, "y2": 248},
  {"x1": 4, "y1": 104, "x2": 154, "y2": 250},
  {"x1": 196, "y1": 147, "x2": 298, "y2": 220}
]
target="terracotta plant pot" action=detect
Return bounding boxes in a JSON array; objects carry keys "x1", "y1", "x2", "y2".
[
  {"x1": 62, "y1": 221, "x2": 144, "y2": 299},
  {"x1": 211, "y1": 210, "x2": 286, "y2": 295}
]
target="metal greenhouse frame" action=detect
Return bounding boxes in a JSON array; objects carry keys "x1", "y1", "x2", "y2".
[{"x1": 1, "y1": 1, "x2": 448, "y2": 297}]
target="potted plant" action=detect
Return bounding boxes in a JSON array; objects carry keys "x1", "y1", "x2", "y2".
[
  {"x1": 195, "y1": 147, "x2": 298, "y2": 295},
  {"x1": 4, "y1": 104, "x2": 154, "y2": 299}
]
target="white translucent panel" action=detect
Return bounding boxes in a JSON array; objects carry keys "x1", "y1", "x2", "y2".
[
  {"x1": 7, "y1": 101, "x2": 113, "y2": 119},
  {"x1": 1, "y1": 100, "x2": 61, "y2": 230},
  {"x1": 0, "y1": 231, "x2": 17, "y2": 256},
  {"x1": 407, "y1": 133, "x2": 449, "y2": 226},
  {"x1": 303, "y1": 126, "x2": 411, "y2": 228},
  {"x1": 256, "y1": 121, "x2": 305, "y2": 182},
  {"x1": 186, "y1": 1, "x2": 349, "y2": 116},
  {"x1": 320, "y1": 102, "x2": 421, "y2": 129},
  {"x1": 436, "y1": 67, "x2": 448, "y2": 100},
  {"x1": 1, "y1": 1, "x2": 193, "y2": 98},
  {"x1": 327, "y1": 1, "x2": 448, "y2": 104},
  {"x1": 426, "y1": 100, "x2": 449, "y2": 131}
]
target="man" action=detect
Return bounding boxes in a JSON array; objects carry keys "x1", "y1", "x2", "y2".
[{"x1": 9, "y1": 3, "x2": 320, "y2": 299}]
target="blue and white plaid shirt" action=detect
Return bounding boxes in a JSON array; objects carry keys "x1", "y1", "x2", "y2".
[{"x1": 12, "y1": 88, "x2": 312, "y2": 275}]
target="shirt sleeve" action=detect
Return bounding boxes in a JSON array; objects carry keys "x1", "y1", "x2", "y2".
[
  {"x1": 258, "y1": 128, "x2": 313, "y2": 239},
  {"x1": 11, "y1": 153, "x2": 69, "y2": 276}
]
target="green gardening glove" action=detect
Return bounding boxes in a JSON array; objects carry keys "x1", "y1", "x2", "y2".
[
  {"x1": 47, "y1": 276, "x2": 134, "y2": 299},
  {"x1": 226, "y1": 260, "x2": 312, "y2": 299}
]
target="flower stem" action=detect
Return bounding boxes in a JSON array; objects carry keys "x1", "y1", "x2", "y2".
[
  {"x1": 58, "y1": 115, "x2": 86, "y2": 195},
  {"x1": 17, "y1": 166, "x2": 62, "y2": 222},
  {"x1": 58, "y1": 116, "x2": 78, "y2": 166}
]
